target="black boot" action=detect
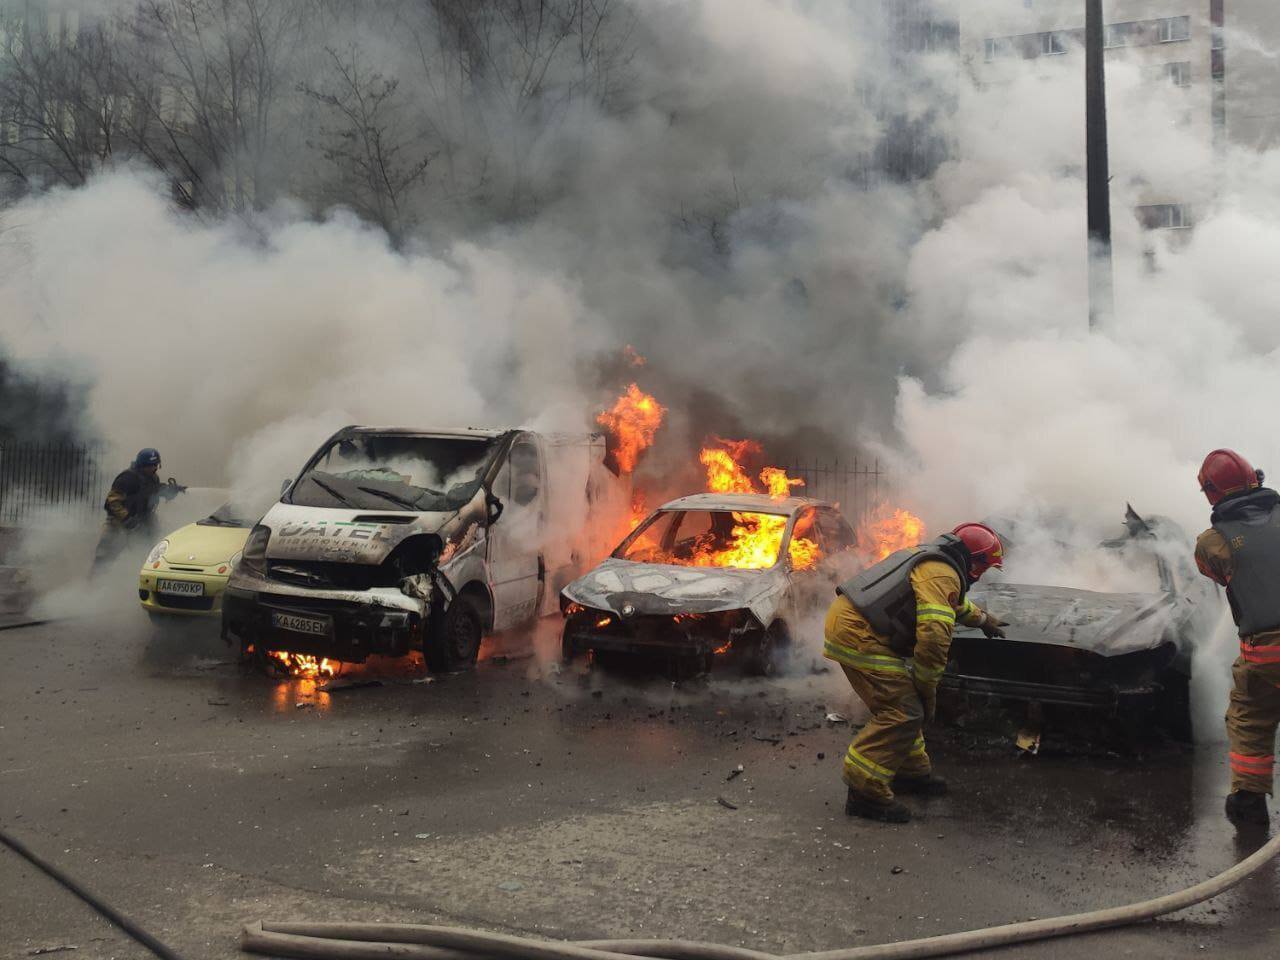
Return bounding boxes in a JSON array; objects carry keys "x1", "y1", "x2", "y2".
[
  {"x1": 1225, "y1": 791, "x2": 1270, "y2": 828},
  {"x1": 846, "y1": 788, "x2": 911, "y2": 823},
  {"x1": 892, "y1": 774, "x2": 948, "y2": 797}
]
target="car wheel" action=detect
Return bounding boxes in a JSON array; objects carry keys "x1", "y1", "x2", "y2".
[
  {"x1": 427, "y1": 594, "x2": 484, "y2": 672},
  {"x1": 560, "y1": 620, "x2": 579, "y2": 664},
  {"x1": 742, "y1": 622, "x2": 788, "y2": 677}
]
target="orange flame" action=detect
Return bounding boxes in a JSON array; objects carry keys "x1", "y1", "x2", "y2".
[
  {"x1": 860, "y1": 506, "x2": 926, "y2": 561},
  {"x1": 682, "y1": 439, "x2": 819, "y2": 570},
  {"x1": 597, "y1": 383, "x2": 666, "y2": 474},
  {"x1": 268, "y1": 650, "x2": 338, "y2": 679}
]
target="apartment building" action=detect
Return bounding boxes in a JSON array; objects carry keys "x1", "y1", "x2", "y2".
[{"x1": 965, "y1": 1, "x2": 1280, "y2": 233}]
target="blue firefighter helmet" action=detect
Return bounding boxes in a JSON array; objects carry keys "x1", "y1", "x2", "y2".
[{"x1": 134, "y1": 448, "x2": 162, "y2": 469}]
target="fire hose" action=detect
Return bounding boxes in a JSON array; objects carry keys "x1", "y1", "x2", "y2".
[
  {"x1": 3, "y1": 823, "x2": 1277, "y2": 960},
  {"x1": 239, "y1": 829, "x2": 1280, "y2": 960}
]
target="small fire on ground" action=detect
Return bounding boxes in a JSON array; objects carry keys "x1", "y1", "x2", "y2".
[{"x1": 267, "y1": 650, "x2": 339, "y2": 679}]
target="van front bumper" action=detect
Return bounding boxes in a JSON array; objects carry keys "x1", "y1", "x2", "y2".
[{"x1": 221, "y1": 573, "x2": 427, "y2": 662}]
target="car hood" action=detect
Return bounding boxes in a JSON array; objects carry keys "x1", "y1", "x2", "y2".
[
  {"x1": 162, "y1": 523, "x2": 251, "y2": 566},
  {"x1": 562, "y1": 557, "x2": 788, "y2": 623},
  {"x1": 957, "y1": 581, "x2": 1185, "y2": 656},
  {"x1": 260, "y1": 502, "x2": 468, "y2": 565}
]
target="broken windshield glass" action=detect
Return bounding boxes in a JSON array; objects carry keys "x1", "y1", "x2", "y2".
[{"x1": 288, "y1": 434, "x2": 499, "y2": 512}]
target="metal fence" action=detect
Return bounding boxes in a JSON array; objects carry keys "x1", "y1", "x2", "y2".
[
  {"x1": 0, "y1": 442, "x2": 105, "y2": 526},
  {"x1": 777, "y1": 457, "x2": 886, "y2": 521}
]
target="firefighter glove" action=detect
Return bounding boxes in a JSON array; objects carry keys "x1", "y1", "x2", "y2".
[{"x1": 981, "y1": 613, "x2": 1008, "y2": 640}]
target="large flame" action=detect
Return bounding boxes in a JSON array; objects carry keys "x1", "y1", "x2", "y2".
[
  {"x1": 597, "y1": 383, "x2": 666, "y2": 474},
  {"x1": 268, "y1": 650, "x2": 338, "y2": 679},
  {"x1": 860, "y1": 506, "x2": 926, "y2": 561},
  {"x1": 684, "y1": 439, "x2": 819, "y2": 570}
]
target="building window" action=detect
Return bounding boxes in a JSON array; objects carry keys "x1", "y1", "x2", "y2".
[
  {"x1": 984, "y1": 37, "x2": 1013, "y2": 61},
  {"x1": 1042, "y1": 31, "x2": 1068, "y2": 56},
  {"x1": 1105, "y1": 22, "x2": 1135, "y2": 48},
  {"x1": 1163, "y1": 61, "x2": 1192, "y2": 87},
  {"x1": 1138, "y1": 203, "x2": 1192, "y2": 230},
  {"x1": 1157, "y1": 16, "x2": 1191, "y2": 43}
]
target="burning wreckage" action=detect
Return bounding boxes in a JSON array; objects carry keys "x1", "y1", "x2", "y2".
[
  {"x1": 560, "y1": 493, "x2": 864, "y2": 675},
  {"x1": 222, "y1": 426, "x2": 627, "y2": 671},
  {"x1": 943, "y1": 508, "x2": 1218, "y2": 736}
]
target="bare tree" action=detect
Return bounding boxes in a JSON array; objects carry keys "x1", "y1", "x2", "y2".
[
  {"x1": 117, "y1": 0, "x2": 308, "y2": 212},
  {"x1": 0, "y1": 12, "x2": 128, "y2": 192},
  {"x1": 408, "y1": 0, "x2": 634, "y2": 219},
  {"x1": 301, "y1": 44, "x2": 434, "y2": 240}
]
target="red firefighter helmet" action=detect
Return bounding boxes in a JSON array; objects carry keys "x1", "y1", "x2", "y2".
[
  {"x1": 952, "y1": 522, "x2": 1004, "y2": 581},
  {"x1": 1198, "y1": 449, "x2": 1263, "y2": 506}
]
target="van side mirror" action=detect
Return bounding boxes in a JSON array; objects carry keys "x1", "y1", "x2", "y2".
[
  {"x1": 280, "y1": 478, "x2": 292, "y2": 494},
  {"x1": 487, "y1": 496, "x2": 505, "y2": 525}
]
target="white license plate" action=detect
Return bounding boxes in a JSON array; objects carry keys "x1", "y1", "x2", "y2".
[
  {"x1": 271, "y1": 611, "x2": 331, "y2": 637},
  {"x1": 157, "y1": 579, "x2": 204, "y2": 597}
]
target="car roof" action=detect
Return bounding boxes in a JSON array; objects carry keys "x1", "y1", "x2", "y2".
[
  {"x1": 342, "y1": 426, "x2": 510, "y2": 440},
  {"x1": 657, "y1": 492, "x2": 833, "y2": 515}
]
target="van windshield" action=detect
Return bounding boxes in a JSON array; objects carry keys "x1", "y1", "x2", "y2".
[{"x1": 288, "y1": 434, "x2": 500, "y2": 512}]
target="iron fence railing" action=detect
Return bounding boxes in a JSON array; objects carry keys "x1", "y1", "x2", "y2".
[
  {"x1": 776, "y1": 456, "x2": 886, "y2": 522},
  {"x1": 0, "y1": 442, "x2": 104, "y2": 526}
]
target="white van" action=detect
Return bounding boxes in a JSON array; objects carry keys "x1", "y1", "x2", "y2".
[{"x1": 221, "y1": 426, "x2": 627, "y2": 670}]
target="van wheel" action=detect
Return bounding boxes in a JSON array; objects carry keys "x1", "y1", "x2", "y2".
[{"x1": 427, "y1": 594, "x2": 484, "y2": 672}]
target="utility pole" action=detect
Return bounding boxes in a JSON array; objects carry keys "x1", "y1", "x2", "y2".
[{"x1": 1085, "y1": 0, "x2": 1113, "y2": 328}]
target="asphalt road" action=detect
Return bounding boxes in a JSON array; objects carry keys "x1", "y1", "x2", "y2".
[{"x1": 1, "y1": 609, "x2": 1276, "y2": 960}]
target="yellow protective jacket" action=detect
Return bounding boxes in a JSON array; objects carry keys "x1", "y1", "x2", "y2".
[{"x1": 825, "y1": 559, "x2": 989, "y2": 690}]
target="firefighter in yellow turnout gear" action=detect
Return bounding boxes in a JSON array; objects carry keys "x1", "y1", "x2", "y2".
[
  {"x1": 1193, "y1": 449, "x2": 1280, "y2": 828},
  {"x1": 825, "y1": 524, "x2": 1007, "y2": 823}
]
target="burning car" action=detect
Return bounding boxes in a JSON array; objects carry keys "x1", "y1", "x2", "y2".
[
  {"x1": 222, "y1": 426, "x2": 627, "y2": 672},
  {"x1": 942, "y1": 507, "x2": 1218, "y2": 737},
  {"x1": 560, "y1": 492, "x2": 862, "y2": 675}
]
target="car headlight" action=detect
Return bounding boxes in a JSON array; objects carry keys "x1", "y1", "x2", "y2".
[
  {"x1": 239, "y1": 525, "x2": 271, "y2": 577},
  {"x1": 146, "y1": 539, "x2": 169, "y2": 565}
]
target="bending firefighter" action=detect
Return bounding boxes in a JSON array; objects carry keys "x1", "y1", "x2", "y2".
[
  {"x1": 93, "y1": 448, "x2": 186, "y2": 573},
  {"x1": 1194, "y1": 449, "x2": 1280, "y2": 829},
  {"x1": 824, "y1": 523, "x2": 1007, "y2": 823}
]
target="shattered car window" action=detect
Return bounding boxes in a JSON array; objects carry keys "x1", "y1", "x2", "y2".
[
  {"x1": 614, "y1": 508, "x2": 791, "y2": 570},
  {"x1": 288, "y1": 434, "x2": 499, "y2": 512}
]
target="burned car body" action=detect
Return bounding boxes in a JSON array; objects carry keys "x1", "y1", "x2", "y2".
[
  {"x1": 222, "y1": 426, "x2": 626, "y2": 670},
  {"x1": 560, "y1": 493, "x2": 861, "y2": 675},
  {"x1": 942, "y1": 508, "x2": 1217, "y2": 733}
]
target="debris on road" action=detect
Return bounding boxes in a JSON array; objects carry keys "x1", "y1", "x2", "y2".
[
  {"x1": 727, "y1": 764, "x2": 744, "y2": 781},
  {"x1": 27, "y1": 947, "x2": 78, "y2": 956},
  {"x1": 716, "y1": 796, "x2": 738, "y2": 810},
  {"x1": 497, "y1": 880, "x2": 524, "y2": 892},
  {"x1": 825, "y1": 712, "x2": 848, "y2": 724},
  {"x1": 752, "y1": 734, "x2": 782, "y2": 744},
  {"x1": 891, "y1": 866, "x2": 904, "y2": 875},
  {"x1": 206, "y1": 699, "x2": 230, "y2": 706},
  {"x1": 323, "y1": 679, "x2": 384, "y2": 694}
]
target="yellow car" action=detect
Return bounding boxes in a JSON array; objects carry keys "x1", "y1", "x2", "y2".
[{"x1": 138, "y1": 503, "x2": 255, "y2": 617}]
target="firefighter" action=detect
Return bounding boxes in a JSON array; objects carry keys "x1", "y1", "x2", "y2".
[
  {"x1": 1193, "y1": 448, "x2": 1280, "y2": 828},
  {"x1": 92, "y1": 448, "x2": 184, "y2": 572},
  {"x1": 824, "y1": 523, "x2": 1007, "y2": 823}
]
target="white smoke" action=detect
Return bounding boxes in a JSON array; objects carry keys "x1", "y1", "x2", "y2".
[{"x1": 3, "y1": 1, "x2": 1277, "y2": 739}]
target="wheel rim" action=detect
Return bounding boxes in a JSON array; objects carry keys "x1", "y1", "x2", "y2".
[{"x1": 451, "y1": 611, "x2": 480, "y2": 660}]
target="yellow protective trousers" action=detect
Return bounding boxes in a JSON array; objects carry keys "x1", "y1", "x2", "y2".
[
  {"x1": 1227, "y1": 633, "x2": 1280, "y2": 795},
  {"x1": 824, "y1": 600, "x2": 930, "y2": 804}
]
